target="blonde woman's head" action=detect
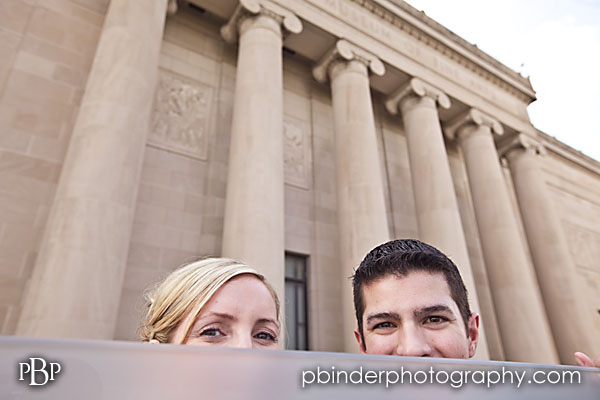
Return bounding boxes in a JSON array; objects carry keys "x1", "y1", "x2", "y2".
[{"x1": 140, "y1": 258, "x2": 280, "y2": 348}]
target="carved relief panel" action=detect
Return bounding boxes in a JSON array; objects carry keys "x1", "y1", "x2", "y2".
[
  {"x1": 150, "y1": 70, "x2": 213, "y2": 160},
  {"x1": 564, "y1": 221, "x2": 600, "y2": 271},
  {"x1": 283, "y1": 116, "x2": 311, "y2": 189}
]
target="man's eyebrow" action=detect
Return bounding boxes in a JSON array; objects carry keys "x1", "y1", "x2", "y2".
[
  {"x1": 414, "y1": 304, "x2": 455, "y2": 319},
  {"x1": 366, "y1": 312, "x2": 401, "y2": 324}
]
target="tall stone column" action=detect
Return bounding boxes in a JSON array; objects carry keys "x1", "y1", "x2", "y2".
[
  {"x1": 16, "y1": 0, "x2": 169, "y2": 339},
  {"x1": 313, "y1": 40, "x2": 390, "y2": 352},
  {"x1": 500, "y1": 134, "x2": 598, "y2": 363},
  {"x1": 220, "y1": 1, "x2": 302, "y2": 307},
  {"x1": 385, "y1": 78, "x2": 492, "y2": 359},
  {"x1": 445, "y1": 109, "x2": 559, "y2": 363}
]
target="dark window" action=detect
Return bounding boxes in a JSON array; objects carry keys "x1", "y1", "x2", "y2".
[{"x1": 285, "y1": 253, "x2": 308, "y2": 350}]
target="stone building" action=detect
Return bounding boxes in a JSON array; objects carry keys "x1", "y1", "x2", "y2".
[{"x1": 1, "y1": 0, "x2": 598, "y2": 364}]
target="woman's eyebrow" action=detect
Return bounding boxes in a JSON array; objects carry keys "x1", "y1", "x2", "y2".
[
  {"x1": 202, "y1": 312, "x2": 236, "y2": 320},
  {"x1": 255, "y1": 318, "x2": 279, "y2": 327},
  {"x1": 414, "y1": 304, "x2": 454, "y2": 319},
  {"x1": 366, "y1": 312, "x2": 401, "y2": 324}
]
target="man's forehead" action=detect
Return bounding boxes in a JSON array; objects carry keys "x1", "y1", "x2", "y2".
[
  {"x1": 363, "y1": 270, "x2": 450, "y2": 290},
  {"x1": 361, "y1": 270, "x2": 457, "y2": 313}
]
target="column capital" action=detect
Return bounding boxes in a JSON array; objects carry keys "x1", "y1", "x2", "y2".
[
  {"x1": 312, "y1": 39, "x2": 385, "y2": 84},
  {"x1": 385, "y1": 77, "x2": 450, "y2": 115},
  {"x1": 498, "y1": 133, "x2": 547, "y2": 159},
  {"x1": 167, "y1": 0, "x2": 177, "y2": 15},
  {"x1": 444, "y1": 108, "x2": 504, "y2": 140},
  {"x1": 221, "y1": 0, "x2": 303, "y2": 44}
]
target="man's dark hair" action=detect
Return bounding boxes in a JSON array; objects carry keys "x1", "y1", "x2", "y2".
[{"x1": 352, "y1": 239, "x2": 472, "y2": 349}]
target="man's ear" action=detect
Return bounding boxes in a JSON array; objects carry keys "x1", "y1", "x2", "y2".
[
  {"x1": 354, "y1": 328, "x2": 367, "y2": 354},
  {"x1": 467, "y1": 313, "x2": 479, "y2": 358}
]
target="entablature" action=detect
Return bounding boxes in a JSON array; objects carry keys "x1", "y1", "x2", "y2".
[{"x1": 186, "y1": 0, "x2": 538, "y2": 134}]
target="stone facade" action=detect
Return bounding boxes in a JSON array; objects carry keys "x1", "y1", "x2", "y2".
[{"x1": 1, "y1": 0, "x2": 598, "y2": 364}]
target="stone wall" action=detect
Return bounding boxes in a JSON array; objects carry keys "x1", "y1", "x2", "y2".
[
  {"x1": 542, "y1": 151, "x2": 600, "y2": 343},
  {"x1": 114, "y1": 8, "x2": 230, "y2": 339},
  {"x1": 0, "y1": 0, "x2": 107, "y2": 334}
]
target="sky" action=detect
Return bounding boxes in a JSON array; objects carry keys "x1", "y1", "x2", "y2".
[{"x1": 403, "y1": 0, "x2": 600, "y2": 162}]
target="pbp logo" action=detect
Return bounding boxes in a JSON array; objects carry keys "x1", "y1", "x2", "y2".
[{"x1": 18, "y1": 357, "x2": 62, "y2": 386}]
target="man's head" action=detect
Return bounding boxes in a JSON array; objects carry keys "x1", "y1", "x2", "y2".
[{"x1": 352, "y1": 239, "x2": 479, "y2": 358}]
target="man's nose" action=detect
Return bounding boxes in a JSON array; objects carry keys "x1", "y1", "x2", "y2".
[{"x1": 395, "y1": 326, "x2": 433, "y2": 357}]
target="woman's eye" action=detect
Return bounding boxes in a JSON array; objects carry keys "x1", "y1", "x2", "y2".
[
  {"x1": 373, "y1": 321, "x2": 394, "y2": 330},
  {"x1": 254, "y1": 331, "x2": 277, "y2": 342},
  {"x1": 200, "y1": 328, "x2": 223, "y2": 337}
]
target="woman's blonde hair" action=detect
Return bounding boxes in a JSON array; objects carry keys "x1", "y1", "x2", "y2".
[{"x1": 140, "y1": 258, "x2": 280, "y2": 344}]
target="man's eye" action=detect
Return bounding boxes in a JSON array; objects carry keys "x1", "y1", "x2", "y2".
[
  {"x1": 425, "y1": 316, "x2": 448, "y2": 324},
  {"x1": 254, "y1": 331, "x2": 277, "y2": 342},
  {"x1": 373, "y1": 321, "x2": 395, "y2": 329},
  {"x1": 200, "y1": 328, "x2": 223, "y2": 337}
]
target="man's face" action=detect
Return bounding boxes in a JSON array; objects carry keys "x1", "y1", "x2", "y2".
[{"x1": 354, "y1": 270, "x2": 478, "y2": 358}]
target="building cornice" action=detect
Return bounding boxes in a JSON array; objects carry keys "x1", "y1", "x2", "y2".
[
  {"x1": 355, "y1": 0, "x2": 536, "y2": 104},
  {"x1": 536, "y1": 130, "x2": 600, "y2": 175}
]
